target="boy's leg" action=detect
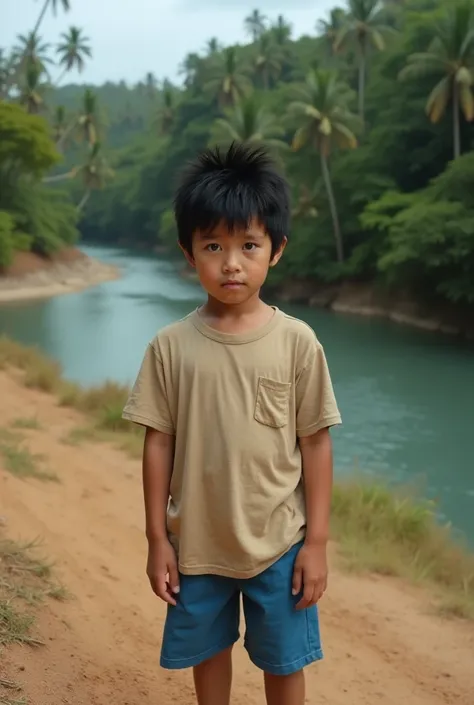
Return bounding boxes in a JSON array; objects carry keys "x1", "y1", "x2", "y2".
[
  {"x1": 193, "y1": 645, "x2": 233, "y2": 705},
  {"x1": 160, "y1": 572, "x2": 239, "y2": 704},
  {"x1": 264, "y1": 671, "x2": 305, "y2": 705},
  {"x1": 241, "y1": 541, "x2": 322, "y2": 705}
]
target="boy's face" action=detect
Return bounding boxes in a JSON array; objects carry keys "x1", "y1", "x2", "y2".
[{"x1": 181, "y1": 218, "x2": 286, "y2": 305}]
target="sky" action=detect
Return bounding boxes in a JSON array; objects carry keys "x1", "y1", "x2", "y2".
[{"x1": 1, "y1": 0, "x2": 338, "y2": 87}]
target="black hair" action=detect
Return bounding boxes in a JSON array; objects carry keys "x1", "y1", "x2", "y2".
[{"x1": 173, "y1": 141, "x2": 290, "y2": 257}]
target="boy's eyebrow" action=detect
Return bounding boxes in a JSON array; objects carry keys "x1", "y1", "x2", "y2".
[{"x1": 198, "y1": 229, "x2": 266, "y2": 240}]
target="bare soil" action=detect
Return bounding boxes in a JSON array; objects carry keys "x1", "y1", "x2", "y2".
[{"x1": 0, "y1": 371, "x2": 473, "y2": 705}]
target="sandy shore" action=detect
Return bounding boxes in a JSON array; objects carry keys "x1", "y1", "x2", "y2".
[
  {"x1": 0, "y1": 371, "x2": 473, "y2": 704},
  {"x1": 0, "y1": 252, "x2": 120, "y2": 304}
]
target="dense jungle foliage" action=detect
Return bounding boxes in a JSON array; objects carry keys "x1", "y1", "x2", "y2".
[{"x1": 2, "y1": 0, "x2": 474, "y2": 306}]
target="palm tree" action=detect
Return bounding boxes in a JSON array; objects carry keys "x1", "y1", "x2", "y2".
[
  {"x1": 205, "y1": 47, "x2": 252, "y2": 109},
  {"x1": 272, "y1": 15, "x2": 292, "y2": 46},
  {"x1": 78, "y1": 88, "x2": 99, "y2": 145},
  {"x1": 154, "y1": 80, "x2": 177, "y2": 135},
  {"x1": 399, "y1": 2, "x2": 474, "y2": 160},
  {"x1": 254, "y1": 34, "x2": 283, "y2": 90},
  {"x1": 18, "y1": 62, "x2": 47, "y2": 114},
  {"x1": 205, "y1": 38, "x2": 221, "y2": 56},
  {"x1": 179, "y1": 52, "x2": 201, "y2": 90},
  {"x1": 14, "y1": 32, "x2": 52, "y2": 74},
  {"x1": 33, "y1": 0, "x2": 71, "y2": 36},
  {"x1": 56, "y1": 26, "x2": 92, "y2": 85},
  {"x1": 52, "y1": 105, "x2": 67, "y2": 142},
  {"x1": 288, "y1": 69, "x2": 360, "y2": 263},
  {"x1": 244, "y1": 9, "x2": 267, "y2": 42},
  {"x1": 145, "y1": 72, "x2": 157, "y2": 100},
  {"x1": 335, "y1": 0, "x2": 395, "y2": 123},
  {"x1": 292, "y1": 185, "x2": 318, "y2": 220},
  {"x1": 317, "y1": 7, "x2": 346, "y2": 57},
  {"x1": 77, "y1": 142, "x2": 114, "y2": 212},
  {"x1": 211, "y1": 94, "x2": 287, "y2": 152}
]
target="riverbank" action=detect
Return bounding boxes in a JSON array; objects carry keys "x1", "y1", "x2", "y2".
[
  {"x1": 270, "y1": 279, "x2": 474, "y2": 339},
  {"x1": 0, "y1": 358, "x2": 473, "y2": 704},
  {"x1": 0, "y1": 248, "x2": 120, "y2": 304}
]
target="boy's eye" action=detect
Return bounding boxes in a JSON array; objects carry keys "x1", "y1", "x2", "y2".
[
  {"x1": 243, "y1": 242, "x2": 257, "y2": 251},
  {"x1": 206, "y1": 243, "x2": 221, "y2": 252}
]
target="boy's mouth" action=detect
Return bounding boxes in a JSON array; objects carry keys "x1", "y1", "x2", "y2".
[{"x1": 222, "y1": 281, "x2": 245, "y2": 289}]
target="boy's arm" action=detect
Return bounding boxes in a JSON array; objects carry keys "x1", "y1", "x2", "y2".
[
  {"x1": 292, "y1": 428, "x2": 333, "y2": 609},
  {"x1": 143, "y1": 427, "x2": 180, "y2": 605},
  {"x1": 293, "y1": 337, "x2": 341, "y2": 610}
]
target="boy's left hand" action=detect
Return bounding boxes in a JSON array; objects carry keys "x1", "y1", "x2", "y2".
[{"x1": 292, "y1": 541, "x2": 328, "y2": 610}]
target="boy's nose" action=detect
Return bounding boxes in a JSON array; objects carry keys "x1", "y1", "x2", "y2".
[{"x1": 222, "y1": 255, "x2": 242, "y2": 272}]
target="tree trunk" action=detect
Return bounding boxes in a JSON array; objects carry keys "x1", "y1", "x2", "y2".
[
  {"x1": 358, "y1": 52, "x2": 366, "y2": 126},
  {"x1": 33, "y1": 0, "x2": 50, "y2": 36},
  {"x1": 453, "y1": 82, "x2": 461, "y2": 159},
  {"x1": 55, "y1": 67, "x2": 68, "y2": 87},
  {"x1": 77, "y1": 190, "x2": 91, "y2": 212},
  {"x1": 320, "y1": 152, "x2": 344, "y2": 263},
  {"x1": 56, "y1": 118, "x2": 77, "y2": 150}
]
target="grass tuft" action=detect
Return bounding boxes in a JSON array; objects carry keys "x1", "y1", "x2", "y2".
[
  {"x1": 0, "y1": 428, "x2": 58, "y2": 483},
  {"x1": 331, "y1": 479, "x2": 474, "y2": 619},
  {"x1": 0, "y1": 534, "x2": 66, "y2": 649},
  {"x1": 10, "y1": 416, "x2": 41, "y2": 431}
]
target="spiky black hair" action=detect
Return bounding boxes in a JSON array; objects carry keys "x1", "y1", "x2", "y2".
[{"x1": 173, "y1": 141, "x2": 290, "y2": 257}]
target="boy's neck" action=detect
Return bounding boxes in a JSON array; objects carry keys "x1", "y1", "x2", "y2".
[{"x1": 199, "y1": 293, "x2": 274, "y2": 333}]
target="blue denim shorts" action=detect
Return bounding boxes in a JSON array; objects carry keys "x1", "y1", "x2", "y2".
[{"x1": 160, "y1": 541, "x2": 323, "y2": 676}]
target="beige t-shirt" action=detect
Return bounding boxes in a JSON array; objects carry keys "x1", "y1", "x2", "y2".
[{"x1": 122, "y1": 307, "x2": 341, "y2": 579}]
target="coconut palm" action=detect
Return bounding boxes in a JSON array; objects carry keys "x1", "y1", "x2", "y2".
[
  {"x1": 14, "y1": 32, "x2": 53, "y2": 74},
  {"x1": 18, "y1": 62, "x2": 47, "y2": 114},
  {"x1": 77, "y1": 142, "x2": 114, "y2": 212},
  {"x1": 205, "y1": 47, "x2": 252, "y2": 109},
  {"x1": 272, "y1": 15, "x2": 292, "y2": 46},
  {"x1": 154, "y1": 80, "x2": 177, "y2": 135},
  {"x1": 254, "y1": 34, "x2": 283, "y2": 90},
  {"x1": 335, "y1": 0, "x2": 395, "y2": 123},
  {"x1": 317, "y1": 7, "x2": 346, "y2": 57},
  {"x1": 78, "y1": 88, "x2": 99, "y2": 145},
  {"x1": 292, "y1": 185, "x2": 318, "y2": 220},
  {"x1": 56, "y1": 26, "x2": 92, "y2": 84},
  {"x1": 211, "y1": 94, "x2": 287, "y2": 153},
  {"x1": 399, "y1": 2, "x2": 474, "y2": 160},
  {"x1": 244, "y1": 10, "x2": 267, "y2": 42},
  {"x1": 33, "y1": 0, "x2": 71, "y2": 36},
  {"x1": 288, "y1": 69, "x2": 360, "y2": 263},
  {"x1": 179, "y1": 52, "x2": 201, "y2": 90},
  {"x1": 205, "y1": 38, "x2": 221, "y2": 56}
]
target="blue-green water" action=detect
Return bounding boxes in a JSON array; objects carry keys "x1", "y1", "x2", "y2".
[{"x1": 1, "y1": 245, "x2": 473, "y2": 543}]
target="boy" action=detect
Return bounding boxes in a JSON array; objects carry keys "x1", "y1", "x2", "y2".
[{"x1": 122, "y1": 142, "x2": 341, "y2": 705}]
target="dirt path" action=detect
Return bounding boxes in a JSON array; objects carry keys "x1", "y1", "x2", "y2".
[{"x1": 0, "y1": 371, "x2": 473, "y2": 705}]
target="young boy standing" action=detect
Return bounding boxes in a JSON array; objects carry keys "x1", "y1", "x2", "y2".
[{"x1": 122, "y1": 142, "x2": 341, "y2": 705}]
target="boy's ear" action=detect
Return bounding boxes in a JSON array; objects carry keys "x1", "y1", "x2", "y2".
[
  {"x1": 269, "y1": 236, "x2": 287, "y2": 267},
  {"x1": 178, "y1": 241, "x2": 196, "y2": 268}
]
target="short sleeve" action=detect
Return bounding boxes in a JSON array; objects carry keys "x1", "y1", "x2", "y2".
[
  {"x1": 122, "y1": 343, "x2": 175, "y2": 434},
  {"x1": 296, "y1": 342, "x2": 341, "y2": 438}
]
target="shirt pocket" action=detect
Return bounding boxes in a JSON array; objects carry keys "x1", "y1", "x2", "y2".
[{"x1": 254, "y1": 377, "x2": 292, "y2": 429}]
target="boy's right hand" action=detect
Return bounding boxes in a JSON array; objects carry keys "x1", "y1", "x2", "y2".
[{"x1": 146, "y1": 538, "x2": 180, "y2": 606}]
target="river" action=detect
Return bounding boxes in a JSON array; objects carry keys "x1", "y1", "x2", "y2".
[{"x1": 1, "y1": 245, "x2": 473, "y2": 543}]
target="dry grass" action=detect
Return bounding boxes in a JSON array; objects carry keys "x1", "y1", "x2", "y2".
[
  {"x1": 0, "y1": 534, "x2": 67, "y2": 649},
  {"x1": 0, "y1": 428, "x2": 58, "y2": 483},
  {"x1": 10, "y1": 416, "x2": 41, "y2": 431},
  {"x1": 0, "y1": 534, "x2": 66, "y2": 705},
  {"x1": 331, "y1": 479, "x2": 474, "y2": 619}
]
